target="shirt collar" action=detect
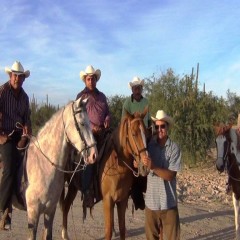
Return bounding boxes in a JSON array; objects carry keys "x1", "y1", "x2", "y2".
[
  {"x1": 83, "y1": 87, "x2": 100, "y2": 94},
  {"x1": 131, "y1": 94, "x2": 143, "y2": 102}
]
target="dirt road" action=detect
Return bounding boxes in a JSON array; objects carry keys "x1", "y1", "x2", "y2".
[{"x1": 0, "y1": 197, "x2": 235, "y2": 240}]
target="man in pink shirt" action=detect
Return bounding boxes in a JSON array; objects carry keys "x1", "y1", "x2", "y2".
[{"x1": 76, "y1": 65, "x2": 110, "y2": 207}]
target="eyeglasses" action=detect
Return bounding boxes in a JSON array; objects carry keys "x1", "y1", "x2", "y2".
[{"x1": 155, "y1": 124, "x2": 166, "y2": 130}]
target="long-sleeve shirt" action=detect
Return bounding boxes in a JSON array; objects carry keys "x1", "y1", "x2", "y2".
[
  {"x1": 76, "y1": 87, "x2": 110, "y2": 129},
  {"x1": 0, "y1": 81, "x2": 31, "y2": 135}
]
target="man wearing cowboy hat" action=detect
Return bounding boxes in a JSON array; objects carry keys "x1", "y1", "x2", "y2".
[
  {"x1": 122, "y1": 76, "x2": 150, "y2": 128},
  {"x1": 122, "y1": 76, "x2": 151, "y2": 211},
  {"x1": 135, "y1": 110, "x2": 181, "y2": 240},
  {"x1": 0, "y1": 61, "x2": 32, "y2": 229},
  {"x1": 76, "y1": 65, "x2": 110, "y2": 208}
]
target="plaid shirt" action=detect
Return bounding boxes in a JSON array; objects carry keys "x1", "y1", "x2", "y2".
[{"x1": 145, "y1": 137, "x2": 181, "y2": 210}]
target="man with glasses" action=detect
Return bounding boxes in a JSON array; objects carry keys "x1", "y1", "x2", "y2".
[
  {"x1": 0, "y1": 61, "x2": 32, "y2": 230},
  {"x1": 138, "y1": 110, "x2": 181, "y2": 240}
]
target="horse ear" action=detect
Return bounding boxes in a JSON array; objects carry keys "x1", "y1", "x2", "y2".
[
  {"x1": 82, "y1": 97, "x2": 88, "y2": 105},
  {"x1": 75, "y1": 96, "x2": 88, "y2": 108}
]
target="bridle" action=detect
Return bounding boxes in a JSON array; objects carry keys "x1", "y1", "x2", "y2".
[
  {"x1": 68, "y1": 102, "x2": 96, "y2": 153},
  {"x1": 216, "y1": 134, "x2": 230, "y2": 170},
  {"x1": 31, "y1": 101, "x2": 96, "y2": 173},
  {"x1": 216, "y1": 133, "x2": 240, "y2": 182},
  {"x1": 122, "y1": 117, "x2": 148, "y2": 176},
  {"x1": 126, "y1": 118, "x2": 147, "y2": 158}
]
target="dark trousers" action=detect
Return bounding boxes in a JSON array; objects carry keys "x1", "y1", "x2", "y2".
[
  {"x1": 145, "y1": 206, "x2": 180, "y2": 240},
  {"x1": 82, "y1": 129, "x2": 108, "y2": 194},
  {"x1": 0, "y1": 134, "x2": 22, "y2": 212}
]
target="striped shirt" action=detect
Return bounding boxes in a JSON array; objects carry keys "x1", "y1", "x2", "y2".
[
  {"x1": 0, "y1": 81, "x2": 31, "y2": 134},
  {"x1": 145, "y1": 137, "x2": 181, "y2": 210},
  {"x1": 76, "y1": 87, "x2": 110, "y2": 129},
  {"x1": 122, "y1": 95, "x2": 150, "y2": 127}
]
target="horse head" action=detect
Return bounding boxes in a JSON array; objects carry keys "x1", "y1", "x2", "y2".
[
  {"x1": 214, "y1": 124, "x2": 232, "y2": 173},
  {"x1": 64, "y1": 97, "x2": 98, "y2": 164},
  {"x1": 121, "y1": 107, "x2": 150, "y2": 177}
]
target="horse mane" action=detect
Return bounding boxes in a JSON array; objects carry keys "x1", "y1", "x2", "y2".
[
  {"x1": 36, "y1": 107, "x2": 64, "y2": 138},
  {"x1": 214, "y1": 123, "x2": 232, "y2": 136},
  {"x1": 119, "y1": 116, "x2": 129, "y2": 149}
]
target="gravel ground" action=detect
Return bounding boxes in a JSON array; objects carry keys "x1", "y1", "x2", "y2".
[{"x1": 0, "y1": 157, "x2": 237, "y2": 240}]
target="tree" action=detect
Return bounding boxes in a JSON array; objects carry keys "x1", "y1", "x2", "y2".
[{"x1": 108, "y1": 95, "x2": 127, "y2": 128}]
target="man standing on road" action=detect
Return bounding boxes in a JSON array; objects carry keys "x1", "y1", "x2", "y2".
[{"x1": 136, "y1": 110, "x2": 181, "y2": 240}]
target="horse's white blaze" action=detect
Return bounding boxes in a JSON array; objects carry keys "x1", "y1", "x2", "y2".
[
  {"x1": 140, "y1": 125, "x2": 146, "y2": 148},
  {"x1": 216, "y1": 135, "x2": 226, "y2": 169}
]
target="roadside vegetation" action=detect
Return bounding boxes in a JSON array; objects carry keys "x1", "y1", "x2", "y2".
[{"x1": 30, "y1": 64, "x2": 240, "y2": 167}]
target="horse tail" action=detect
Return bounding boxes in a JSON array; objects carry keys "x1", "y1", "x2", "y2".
[{"x1": 59, "y1": 186, "x2": 65, "y2": 211}]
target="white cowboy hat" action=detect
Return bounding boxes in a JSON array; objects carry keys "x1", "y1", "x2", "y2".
[
  {"x1": 128, "y1": 76, "x2": 144, "y2": 89},
  {"x1": 80, "y1": 65, "x2": 101, "y2": 81},
  {"x1": 5, "y1": 61, "x2": 30, "y2": 78},
  {"x1": 151, "y1": 110, "x2": 174, "y2": 127}
]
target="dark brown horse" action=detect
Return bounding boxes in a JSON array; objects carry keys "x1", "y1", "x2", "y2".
[
  {"x1": 215, "y1": 124, "x2": 240, "y2": 240},
  {"x1": 60, "y1": 109, "x2": 150, "y2": 240}
]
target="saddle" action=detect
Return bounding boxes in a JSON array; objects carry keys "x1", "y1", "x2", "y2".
[{"x1": 82, "y1": 128, "x2": 113, "y2": 211}]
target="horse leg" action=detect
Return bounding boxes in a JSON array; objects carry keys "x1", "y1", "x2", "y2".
[
  {"x1": 61, "y1": 185, "x2": 78, "y2": 240},
  {"x1": 103, "y1": 198, "x2": 114, "y2": 240},
  {"x1": 42, "y1": 207, "x2": 56, "y2": 240},
  {"x1": 27, "y1": 208, "x2": 40, "y2": 240},
  {"x1": 116, "y1": 199, "x2": 128, "y2": 240},
  {"x1": 233, "y1": 193, "x2": 240, "y2": 240}
]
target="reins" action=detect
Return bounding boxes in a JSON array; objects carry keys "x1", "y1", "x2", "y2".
[
  {"x1": 16, "y1": 102, "x2": 96, "y2": 175},
  {"x1": 64, "y1": 102, "x2": 96, "y2": 154},
  {"x1": 220, "y1": 134, "x2": 240, "y2": 182},
  {"x1": 120, "y1": 118, "x2": 148, "y2": 177}
]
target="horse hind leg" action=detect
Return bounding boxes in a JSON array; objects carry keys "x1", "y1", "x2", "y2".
[
  {"x1": 233, "y1": 193, "x2": 240, "y2": 240},
  {"x1": 61, "y1": 185, "x2": 78, "y2": 240}
]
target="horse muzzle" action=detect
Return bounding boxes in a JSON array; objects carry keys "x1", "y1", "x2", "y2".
[
  {"x1": 216, "y1": 157, "x2": 224, "y2": 173},
  {"x1": 138, "y1": 161, "x2": 150, "y2": 177}
]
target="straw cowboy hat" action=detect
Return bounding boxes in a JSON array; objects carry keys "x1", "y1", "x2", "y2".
[
  {"x1": 5, "y1": 61, "x2": 30, "y2": 78},
  {"x1": 128, "y1": 76, "x2": 144, "y2": 89},
  {"x1": 151, "y1": 110, "x2": 174, "y2": 127},
  {"x1": 80, "y1": 65, "x2": 101, "y2": 81}
]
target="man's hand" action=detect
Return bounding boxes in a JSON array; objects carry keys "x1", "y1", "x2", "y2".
[
  {"x1": 142, "y1": 155, "x2": 153, "y2": 169},
  {"x1": 0, "y1": 134, "x2": 8, "y2": 145}
]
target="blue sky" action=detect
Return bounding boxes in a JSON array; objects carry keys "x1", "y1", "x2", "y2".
[{"x1": 0, "y1": 0, "x2": 240, "y2": 106}]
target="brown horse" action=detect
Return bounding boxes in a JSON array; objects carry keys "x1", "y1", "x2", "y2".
[
  {"x1": 215, "y1": 124, "x2": 240, "y2": 240},
  {"x1": 99, "y1": 109, "x2": 149, "y2": 240},
  {"x1": 60, "y1": 109, "x2": 150, "y2": 240}
]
